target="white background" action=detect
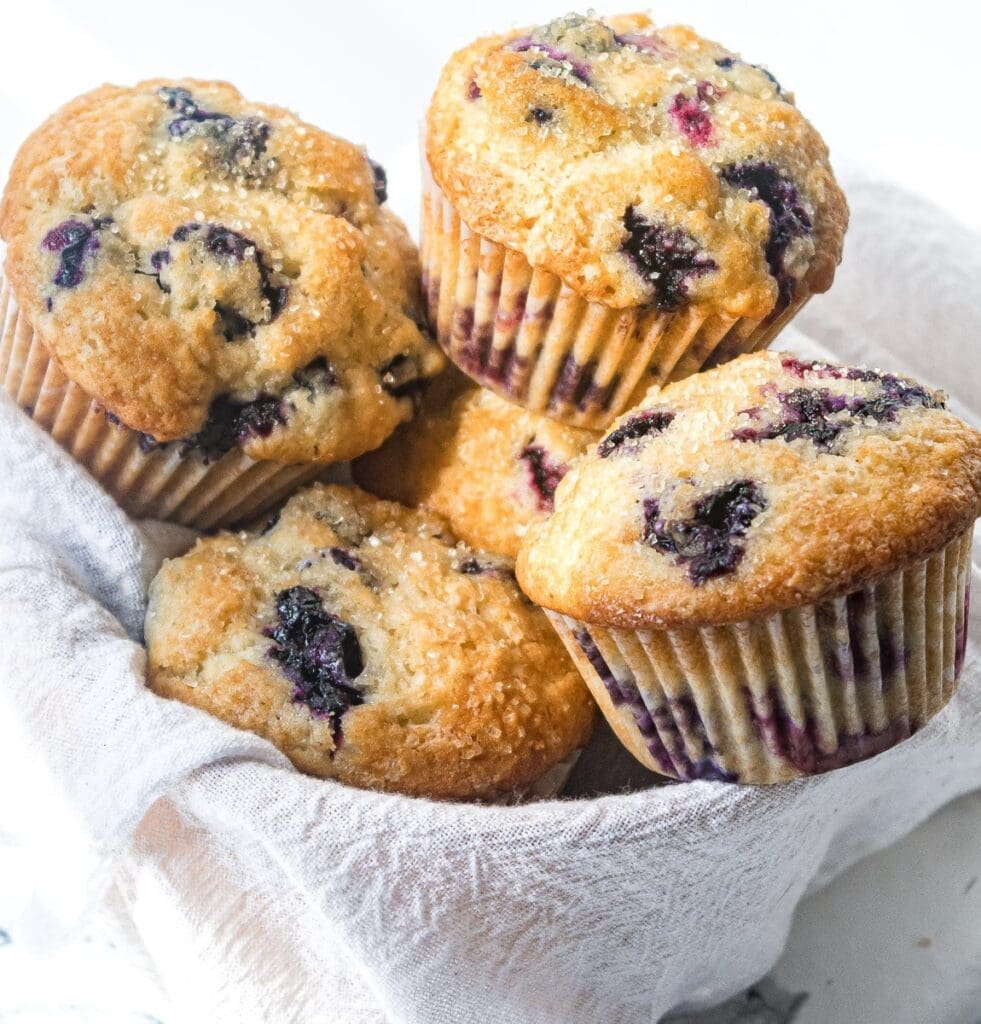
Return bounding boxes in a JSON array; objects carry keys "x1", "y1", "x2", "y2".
[{"x1": 1, "y1": 2, "x2": 980, "y2": 1022}]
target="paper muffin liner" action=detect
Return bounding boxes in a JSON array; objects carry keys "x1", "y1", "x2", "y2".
[
  {"x1": 420, "y1": 167, "x2": 809, "y2": 430},
  {"x1": 0, "y1": 273, "x2": 325, "y2": 530},
  {"x1": 548, "y1": 528, "x2": 974, "y2": 784}
]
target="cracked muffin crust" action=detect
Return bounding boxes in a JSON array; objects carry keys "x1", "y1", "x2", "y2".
[
  {"x1": 427, "y1": 12, "x2": 847, "y2": 317},
  {"x1": 145, "y1": 483, "x2": 594, "y2": 799},
  {"x1": 352, "y1": 370, "x2": 598, "y2": 558},
  {"x1": 1, "y1": 80, "x2": 443, "y2": 463}
]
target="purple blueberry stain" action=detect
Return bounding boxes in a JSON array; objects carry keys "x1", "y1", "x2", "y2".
[
  {"x1": 720, "y1": 162, "x2": 811, "y2": 308},
  {"x1": 466, "y1": 79, "x2": 482, "y2": 101},
  {"x1": 159, "y1": 86, "x2": 270, "y2": 175},
  {"x1": 329, "y1": 547, "x2": 362, "y2": 572},
  {"x1": 643, "y1": 480, "x2": 766, "y2": 585},
  {"x1": 572, "y1": 626, "x2": 734, "y2": 781},
  {"x1": 519, "y1": 444, "x2": 566, "y2": 511},
  {"x1": 621, "y1": 207, "x2": 716, "y2": 311},
  {"x1": 549, "y1": 353, "x2": 618, "y2": 413},
  {"x1": 508, "y1": 38, "x2": 592, "y2": 85},
  {"x1": 735, "y1": 366, "x2": 944, "y2": 453},
  {"x1": 41, "y1": 216, "x2": 112, "y2": 290},
  {"x1": 614, "y1": 31, "x2": 667, "y2": 56},
  {"x1": 748, "y1": 687, "x2": 910, "y2": 775},
  {"x1": 598, "y1": 409, "x2": 674, "y2": 457},
  {"x1": 456, "y1": 556, "x2": 515, "y2": 580},
  {"x1": 669, "y1": 84, "x2": 716, "y2": 148},
  {"x1": 266, "y1": 586, "x2": 365, "y2": 736}
]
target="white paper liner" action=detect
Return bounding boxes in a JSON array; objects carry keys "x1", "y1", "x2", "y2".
[
  {"x1": 0, "y1": 273, "x2": 325, "y2": 529},
  {"x1": 549, "y1": 528, "x2": 973, "y2": 784},
  {"x1": 420, "y1": 166, "x2": 809, "y2": 430}
]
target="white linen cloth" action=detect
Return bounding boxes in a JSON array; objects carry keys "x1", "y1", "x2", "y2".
[{"x1": 0, "y1": 169, "x2": 979, "y2": 1024}]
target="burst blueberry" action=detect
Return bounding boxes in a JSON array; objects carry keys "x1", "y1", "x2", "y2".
[
  {"x1": 643, "y1": 481, "x2": 766, "y2": 584},
  {"x1": 598, "y1": 409, "x2": 674, "y2": 457},
  {"x1": 720, "y1": 162, "x2": 811, "y2": 307},
  {"x1": 620, "y1": 207, "x2": 716, "y2": 311},
  {"x1": 159, "y1": 86, "x2": 269, "y2": 173},
  {"x1": 519, "y1": 445, "x2": 566, "y2": 511},
  {"x1": 41, "y1": 216, "x2": 111, "y2": 290},
  {"x1": 266, "y1": 586, "x2": 365, "y2": 729},
  {"x1": 187, "y1": 393, "x2": 285, "y2": 461}
]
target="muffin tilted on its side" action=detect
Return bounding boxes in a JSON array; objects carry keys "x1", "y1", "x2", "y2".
[
  {"x1": 0, "y1": 80, "x2": 443, "y2": 528},
  {"x1": 424, "y1": 12, "x2": 847, "y2": 428},
  {"x1": 145, "y1": 483, "x2": 594, "y2": 800},
  {"x1": 517, "y1": 351, "x2": 981, "y2": 784},
  {"x1": 353, "y1": 369, "x2": 598, "y2": 558}
]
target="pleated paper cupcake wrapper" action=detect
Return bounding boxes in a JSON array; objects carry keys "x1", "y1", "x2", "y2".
[
  {"x1": 548, "y1": 528, "x2": 973, "y2": 785},
  {"x1": 0, "y1": 274, "x2": 325, "y2": 530},
  {"x1": 420, "y1": 169, "x2": 808, "y2": 431}
]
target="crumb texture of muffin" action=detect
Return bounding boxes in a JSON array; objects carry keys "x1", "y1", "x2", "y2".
[
  {"x1": 145, "y1": 483, "x2": 594, "y2": 799},
  {"x1": 1, "y1": 80, "x2": 443, "y2": 463},
  {"x1": 427, "y1": 12, "x2": 847, "y2": 318},
  {"x1": 518, "y1": 350, "x2": 981, "y2": 629},
  {"x1": 353, "y1": 370, "x2": 598, "y2": 558}
]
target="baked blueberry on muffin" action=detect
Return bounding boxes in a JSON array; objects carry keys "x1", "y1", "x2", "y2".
[
  {"x1": 0, "y1": 80, "x2": 443, "y2": 527},
  {"x1": 424, "y1": 13, "x2": 847, "y2": 427},
  {"x1": 145, "y1": 483, "x2": 594, "y2": 799},
  {"x1": 353, "y1": 370, "x2": 597, "y2": 558},
  {"x1": 517, "y1": 351, "x2": 981, "y2": 784}
]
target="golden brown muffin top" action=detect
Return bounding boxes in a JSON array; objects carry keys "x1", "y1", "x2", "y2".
[
  {"x1": 353, "y1": 371, "x2": 598, "y2": 558},
  {"x1": 146, "y1": 483, "x2": 594, "y2": 799},
  {"x1": 427, "y1": 13, "x2": 847, "y2": 317},
  {"x1": 1, "y1": 80, "x2": 443, "y2": 463},
  {"x1": 518, "y1": 351, "x2": 981, "y2": 628}
]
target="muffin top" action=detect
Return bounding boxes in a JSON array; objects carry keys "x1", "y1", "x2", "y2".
[
  {"x1": 427, "y1": 13, "x2": 847, "y2": 318},
  {"x1": 146, "y1": 483, "x2": 594, "y2": 799},
  {"x1": 353, "y1": 370, "x2": 598, "y2": 558},
  {"x1": 1, "y1": 80, "x2": 443, "y2": 463},
  {"x1": 517, "y1": 351, "x2": 981, "y2": 628}
]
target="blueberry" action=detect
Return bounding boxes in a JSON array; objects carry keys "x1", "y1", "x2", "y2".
[
  {"x1": 187, "y1": 393, "x2": 285, "y2": 461},
  {"x1": 598, "y1": 409, "x2": 674, "y2": 457},
  {"x1": 669, "y1": 90, "x2": 713, "y2": 147},
  {"x1": 159, "y1": 86, "x2": 269, "y2": 174},
  {"x1": 41, "y1": 216, "x2": 111, "y2": 290},
  {"x1": 467, "y1": 79, "x2": 482, "y2": 101},
  {"x1": 378, "y1": 354, "x2": 423, "y2": 400},
  {"x1": 715, "y1": 56, "x2": 785, "y2": 96},
  {"x1": 620, "y1": 207, "x2": 716, "y2": 311},
  {"x1": 720, "y1": 162, "x2": 811, "y2": 307},
  {"x1": 643, "y1": 481, "x2": 765, "y2": 584},
  {"x1": 329, "y1": 547, "x2": 362, "y2": 572},
  {"x1": 291, "y1": 357, "x2": 337, "y2": 398},
  {"x1": 519, "y1": 444, "x2": 566, "y2": 511},
  {"x1": 266, "y1": 586, "x2": 364, "y2": 731},
  {"x1": 153, "y1": 222, "x2": 288, "y2": 341},
  {"x1": 456, "y1": 557, "x2": 513, "y2": 579},
  {"x1": 368, "y1": 158, "x2": 387, "y2": 204},
  {"x1": 527, "y1": 106, "x2": 553, "y2": 126},
  {"x1": 614, "y1": 32, "x2": 665, "y2": 56}
]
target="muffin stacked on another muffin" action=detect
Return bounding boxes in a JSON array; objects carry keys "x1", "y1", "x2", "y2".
[
  {"x1": 0, "y1": 79, "x2": 443, "y2": 527},
  {"x1": 353, "y1": 369, "x2": 598, "y2": 558},
  {"x1": 518, "y1": 351, "x2": 981, "y2": 784},
  {"x1": 424, "y1": 12, "x2": 847, "y2": 428},
  {"x1": 146, "y1": 483, "x2": 594, "y2": 800}
]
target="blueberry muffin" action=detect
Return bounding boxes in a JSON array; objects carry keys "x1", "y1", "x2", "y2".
[
  {"x1": 0, "y1": 80, "x2": 443, "y2": 527},
  {"x1": 424, "y1": 13, "x2": 847, "y2": 428},
  {"x1": 517, "y1": 351, "x2": 981, "y2": 784},
  {"x1": 145, "y1": 483, "x2": 594, "y2": 799},
  {"x1": 353, "y1": 369, "x2": 597, "y2": 558}
]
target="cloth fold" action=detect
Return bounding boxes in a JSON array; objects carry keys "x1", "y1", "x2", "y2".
[{"x1": 0, "y1": 169, "x2": 979, "y2": 1024}]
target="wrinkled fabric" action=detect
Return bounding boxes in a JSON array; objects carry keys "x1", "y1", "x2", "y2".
[{"x1": 0, "y1": 170, "x2": 979, "y2": 1024}]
